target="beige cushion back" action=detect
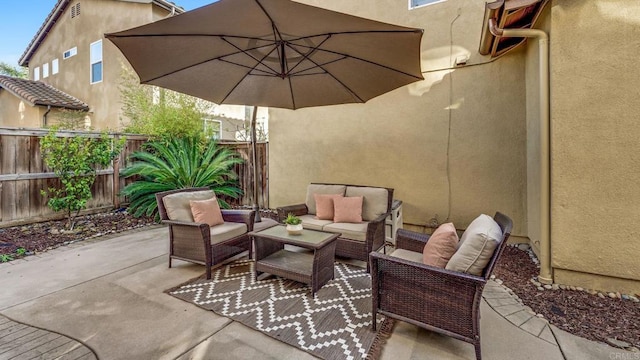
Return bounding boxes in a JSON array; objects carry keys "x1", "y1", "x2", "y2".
[
  {"x1": 305, "y1": 184, "x2": 346, "y2": 215},
  {"x1": 345, "y1": 186, "x2": 389, "y2": 221},
  {"x1": 445, "y1": 214, "x2": 503, "y2": 276},
  {"x1": 163, "y1": 190, "x2": 215, "y2": 222}
]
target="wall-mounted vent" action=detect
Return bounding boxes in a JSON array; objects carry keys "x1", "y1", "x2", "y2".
[{"x1": 71, "y1": 3, "x2": 80, "y2": 18}]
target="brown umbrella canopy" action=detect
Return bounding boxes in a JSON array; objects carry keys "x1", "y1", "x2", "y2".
[{"x1": 105, "y1": 0, "x2": 424, "y2": 110}]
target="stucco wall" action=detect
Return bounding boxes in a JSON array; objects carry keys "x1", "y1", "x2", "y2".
[
  {"x1": 27, "y1": 0, "x2": 162, "y2": 130},
  {"x1": 268, "y1": 0, "x2": 527, "y2": 235},
  {"x1": 0, "y1": 92, "x2": 40, "y2": 128},
  {"x1": 549, "y1": 0, "x2": 640, "y2": 293}
]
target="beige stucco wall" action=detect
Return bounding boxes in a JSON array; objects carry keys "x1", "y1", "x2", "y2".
[
  {"x1": 548, "y1": 0, "x2": 640, "y2": 293},
  {"x1": 0, "y1": 92, "x2": 71, "y2": 128},
  {"x1": 27, "y1": 0, "x2": 170, "y2": 130},
  {"x1": 268, "y1": 0, "x2": 527, "y2": 236}
]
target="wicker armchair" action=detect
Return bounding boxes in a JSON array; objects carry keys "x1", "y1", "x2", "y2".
[
  {"x1": 155, "y1": 187, "x2": 255, "y2": 279},
  {"x1": 370, "y1": 212, "x2": 512, "y2": 360}
]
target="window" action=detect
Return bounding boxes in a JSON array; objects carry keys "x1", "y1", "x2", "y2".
[
  {"x1": 90, "y1": 40, "x2": 103, "y2": 84},
  {"x1": 63, "y1": 47, "x2": 77, "y2": 59},
  {"x1": 52, "y1": 59, "x2": 59, "y2": 74},
  {"x1": 33, "y1": 67, "x2": 40, "y2": 81},
  {"x1": 204, "y1": 119, "x2": 222, "y2": 139},
  {"x1": 43, "y1": 63, "x2": 49, "y2": 78},
  {"x1": 409, "y1": 0, "x2": 446, "y2": 9}
]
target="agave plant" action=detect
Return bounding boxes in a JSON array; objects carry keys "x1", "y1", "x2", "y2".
[{"x1": 121, "y1": 137, "x2": 244, "y2": 218}]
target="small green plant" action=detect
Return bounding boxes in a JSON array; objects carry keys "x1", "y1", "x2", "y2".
[
  {"x1": 284, "y1": 213, "x2": 302, "y2": 225},
  {"x1": 0, "y1": 254, "x2": 14, "y2": 263},
  {"x1": 40, "y1": 128, "x2": 125, "y2": 229},
  {"x1": 16, "y1": 248, "x2": 26, "y2": 256}
]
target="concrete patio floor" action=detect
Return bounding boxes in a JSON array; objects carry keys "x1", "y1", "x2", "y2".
[{"x1": 0, "y1": 226, "x2": 634, "y2": 360}]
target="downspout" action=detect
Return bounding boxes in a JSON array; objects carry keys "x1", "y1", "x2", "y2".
[
  {"x1": 42, "y1": 105, "x2": 52, "y2": 127},
  {"x1": 489, "y1": 19, "x2": 552, "y2": 284}
]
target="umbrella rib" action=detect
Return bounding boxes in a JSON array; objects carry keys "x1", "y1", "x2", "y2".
[{"x1": 221, "y1": 37, "x2": 281, "y2": 76}]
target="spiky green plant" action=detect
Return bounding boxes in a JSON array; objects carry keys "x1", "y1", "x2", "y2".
[{"x1": 120, "y1": 137, "x2": 244, "y2": 218}]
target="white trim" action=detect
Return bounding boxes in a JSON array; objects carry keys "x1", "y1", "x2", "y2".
[
  {"x1": 63, "y1": 47, "x2": 77, "y2": 59},
  {"x1": 409, "y1": 0, "x2": 447, "y2": 10},
  {"x1": 42, "y1": 63, "x2": 49, "y2": 78},
  {"x1": 90, "y1": 40, "x2": 103, "y2": 84},
  {"x1": 52, "y1": 58, "x2": 59, "y2": 74},
  {"x1": 33, "y1": 66, "x2": 40, "y2": 81}
]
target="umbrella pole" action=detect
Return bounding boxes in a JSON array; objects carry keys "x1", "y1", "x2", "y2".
[{"x1": 251, "y1": 105, "x2": 262, "y2": 223}]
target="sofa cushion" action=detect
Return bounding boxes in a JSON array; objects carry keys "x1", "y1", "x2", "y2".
[
  {"x1": 300, "y1": 214, "x2": 333, "y2": 231},
  {"x1": 389, "y1": 249, "x2": 423, "y2": 263},
  {"x1": 210, "y1": 222, "x2": 247, "y2": 245},
  {"x1": 314, "y1": 193, "x2": 343, "y2": 220},
  {"x1": 323, "y1": 222, "x2": 368, "y2": 242},
  {"x1": 163, "y1": 190, "x2": 215, "y2": 222},
  {"x1": 445, "y1": 214, "x2": 503, "y2": 276},
  {"x1": 190, "y1": 197, "x2": 224, "y2": 226},
  {"x1": 333, "y1": 196, "x2": 363, "y2": 223},
  {"x1": 305, "y1": 184, "x2": 346, "y2": 215},
  {"x1": 423, "y1": 223, "x2": 459, "y2": 268},
  {"x1": 345, "y1": 186, "x2": 389, "y2": 221}
]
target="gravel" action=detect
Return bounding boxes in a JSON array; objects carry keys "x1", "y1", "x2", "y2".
[{"x1": 494, "y1": 245, "x2": 640, "y2": 349}]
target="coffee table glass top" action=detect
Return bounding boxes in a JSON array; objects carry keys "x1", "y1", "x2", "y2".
[{"x1": 252, "y1": 225, "x2": 338, "y2": 246}]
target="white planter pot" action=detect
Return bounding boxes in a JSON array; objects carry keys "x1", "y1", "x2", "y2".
[{"x1": 286, "y1": 223, "x2": 303, "y2": 235}]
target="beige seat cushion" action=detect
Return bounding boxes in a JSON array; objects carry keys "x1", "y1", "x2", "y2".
[
  {"x1": 423, "y1": 223, "x2": 459, "y2": 268},
  {"x1": 305, "y1": 184, "x2": 346, "y2": 215},
  {"x1": 210, "y1": 222, "x2": 247, "y2": 245},
  {"x1": 389, "y1": 249, "x2": 423, "y2": 263},
  {"x1": 323, "y1": 222, "x2": 368, "y2": 242},
  {"x1": 345, "y1": 186, "x2": 389, "y2": 221},
  {"x1": 190, "y1": 197, "x2": 224, "y2": 226},
  {"x1": 445, "y1": 214, "x2": 503, "y2": 276},
  {"x1": 163, "y1": 190, "x2": 215, "y2": 222},
  {"x1": 300, "y1": 214, "x2": 333, "y2": 231}
]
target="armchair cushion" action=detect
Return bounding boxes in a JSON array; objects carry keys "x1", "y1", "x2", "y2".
[
  {"x1": 333, "y1": 196, "x2": 363, "y2": 223},
  {"x1": 422, "y1": 223, "x2": 459, "y2": 268},
  {"x1": 445, "y1": 214, "x2": 503, "y2": 275},
  {"x1": 190, "y1": 197, "x2": 224, "y2": 226},
  {"x1": 305, "y1": 184, "x2": 346, "y2": 215},
  {"x1": 389, "y1": 248, "x2": 423, "y2": 263},
  {"x1": 323, "y1": 222, "x2": 368, "y2": 242},
  {"x1": 210, "y1": 222, "x2": 247, "y2": 245},
  {"x1": 163, "y1": 190, "x2": 215, "y2": 222},
  {"x1": 314, "y1": 193, "x2": 343, "y2": 220},
  {"x1": 345, "y1": 186, "x2": 389, "y2": 221},
  {"x1": 299, "y1": 214, "x2": 332, "y2": 231}
]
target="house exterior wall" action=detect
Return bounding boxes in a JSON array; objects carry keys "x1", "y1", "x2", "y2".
[
  {"x1": 0, "y1": 93, "x2": 41, "y2": 127},
  {"x1": 268, "y1": 0, "x2": 528, "y2": 236},
  {"x1": 26, "y1": 0, "x2": 167, "y2": 130},
  {"x1": 548, "y1": 0, "x2": 640, "y2": 293}
]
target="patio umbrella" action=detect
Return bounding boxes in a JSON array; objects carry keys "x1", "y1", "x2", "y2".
[{"x1": 106, "y1": 0, "x2": 424, "y2": 221}]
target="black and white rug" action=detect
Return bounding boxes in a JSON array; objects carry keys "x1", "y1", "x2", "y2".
[{"x1": 168, "y1": 259, "x2": 393, "y2": 360}]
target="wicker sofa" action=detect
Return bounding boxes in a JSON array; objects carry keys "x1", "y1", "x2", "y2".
[
  {"x1": 276, "y1": 183, "x2": 393, "y2": 269},
  {"x1": 155, "y1": 187, "x2": 255, "y2": 279},
  {"x1": 369, "y1": 212, "x2": 513, "y2": 360}
]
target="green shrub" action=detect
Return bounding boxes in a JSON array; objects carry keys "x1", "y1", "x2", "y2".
[
  {"x1": 120, "y1": 137, "x2": 244, "y2": 218},
  {"x1": 40, "y1": 128, "x2": 124, "y2": 229}
]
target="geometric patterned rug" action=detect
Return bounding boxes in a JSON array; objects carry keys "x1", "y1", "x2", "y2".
[{"x1": 168, "y1": 259, "x2": 394, "y2": 360}]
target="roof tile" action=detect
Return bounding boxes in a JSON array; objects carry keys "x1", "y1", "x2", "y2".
[{"x1": 0, "y1": 75, "x2": 90, "y2": 111}]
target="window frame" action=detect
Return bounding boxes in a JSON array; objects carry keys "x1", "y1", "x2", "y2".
[
  {"x1": 42, "y1": 63, "x2": 49, "y2": 78},
  {"x1": 204, "y1": 119, "x2": 222, "y2": 140},
  {"x1": 33, "y1": 67, "x2": 40, "y2": 81},
  {"x1": 409, "y1": 0, "x2": 446, "y2": 9},
  {"x1": 52, "y1": 59, "x2": 59, "y2": 74},
  {"x1": 63, "y1": 47, "x2": 77, "y2": 59},
  {"x1": 90, "y1": 40, "x2": 103, "y2": 84}
]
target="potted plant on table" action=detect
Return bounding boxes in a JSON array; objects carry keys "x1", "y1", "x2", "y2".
[{"x1": 284, "y1": 213, "x2": 303, "y2": 235}]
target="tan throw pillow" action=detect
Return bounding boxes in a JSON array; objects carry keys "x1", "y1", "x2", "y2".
[
  {"x1": 333, "y1": 196, "x2": 363, "y2": 223},
  {"x1": 314, "y1": 193, "x2": 343, "y2": 220},
  {"x1": 190, "y1": 197, "x2": 224, "y2": 226},
  {"x1": 423, "y1": 223, "x2": 459, "y2": 268},
  {"x1": 445, "y1": 214, "x2": 503, "y2": 276}
]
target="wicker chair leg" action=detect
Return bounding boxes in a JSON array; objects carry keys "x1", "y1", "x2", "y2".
[
  {"x1": 474, "y1": 342, "x2": 482, "y2": 360},
  {"x1": 372, "y1": 309, "x2": 377, "y2": 331},
  {"x1": 169, "y1": 257, "x2": 172, "y2": 268},
  {"x1": 206, "y1": 265, "x2": 212, "y2": 280}
]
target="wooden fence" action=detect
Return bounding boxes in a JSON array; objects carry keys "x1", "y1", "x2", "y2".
[{"x1": 0, "y1": 127, "x2": 268, "y2": 228}]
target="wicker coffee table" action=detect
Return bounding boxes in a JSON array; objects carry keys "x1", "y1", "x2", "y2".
[{"x1": 250, "y1": 225, "x2": 339, "y2": 296}]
